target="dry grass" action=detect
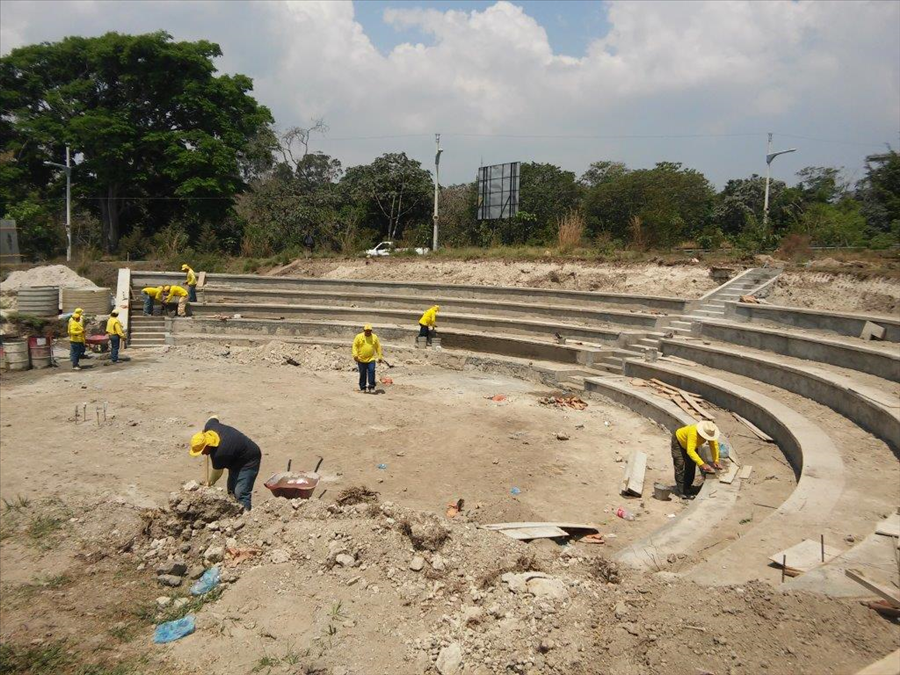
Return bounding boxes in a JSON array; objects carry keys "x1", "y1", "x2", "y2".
[
  {"x1": 335, "y1": 486, "x2": 379, "y2": 506},
  {"x1": 629, "y1": 215, "x2": 649, "y2": 252},
  {"x1": 556, "y1": 210, "x2": 585, "y2": 252}
]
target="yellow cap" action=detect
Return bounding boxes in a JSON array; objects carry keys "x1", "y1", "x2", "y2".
[
  {"x1": 73, "y1": 308, "x2": 83, "y2": 316},
  {"x1": 181, "y1": 264, "x2": 189, "y2": 271},
  {"x1": 189, "y1": 430, "x2": 220, "y2": 457},
  {"x1": 363, "y1": 324, "x2": 373, "y2": 331},
  {"x1": 110, "y1": 309, "x2": 119, "y2": 316},
  {"x1": 162, "y1": 285, "x2": 171, "y2": 291}
]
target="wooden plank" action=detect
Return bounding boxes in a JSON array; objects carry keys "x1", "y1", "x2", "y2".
[
  {"x1": 671, "y1": 395, "x2": 702, "y2": 421},
  {"x1": 732, "y1": 412, "x2": 774, "y2": 442},
  {"x1": 682, "y1": 392, "x2": 714, "y2": 420},
  {"x1": 650, "y1": 378, "x2": 682, "y2": 395},
  {"x1": 629, "y1": 378, "x2": 649, "y2": 387},
  {"x1": 483, "y1": 522, "x2": 599, "y2": 533},
  {"x1": 845, "y1": 569, "x2": 900, "y2": 608},
  {"x1": 498, "y1": 526, "x2": 569, "y2": 541},
  {"x1": 769, "y1": 539, "x2": 842, "y2": 574},
  {"x1": 854, "y1": 648, "x2": 900, "y2": 675},
  {"x1": 718, "y1": 461, "x2": 740, "y2": 484},
  {"x1": 197, "y1": 271, "x2": 207, "y2": 288},
  {"x1": 620, "y1": 450, "x2": 648, "y2": 497},
  {"x1": 738, "y1": 465, "x2": 753, "y2": 480},
  {"x1": 875, "y1": 513, "x2": 900, "y2": 538}
]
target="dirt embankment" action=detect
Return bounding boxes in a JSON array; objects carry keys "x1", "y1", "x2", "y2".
[
  {"x1": 768, "y1": 272, "x2": 900, "y2": 315},
  {"x1": 268, "y1": 259, "x2": 721, "y2": 299}
]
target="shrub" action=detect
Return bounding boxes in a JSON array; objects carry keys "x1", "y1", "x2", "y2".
[
  {"x1": 556, "y1": 210, "x2": 585, "y2": 252},
  {"x1": 776, "y1": 233, "x2": 812, "y2": 261}
]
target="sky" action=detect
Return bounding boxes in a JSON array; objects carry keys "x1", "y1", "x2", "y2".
[{"x1": 1, "y1": 0, "x2": 898, "y2": 188}]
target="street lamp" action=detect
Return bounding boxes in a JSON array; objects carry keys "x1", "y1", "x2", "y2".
[
  {"x1": 432, "y1": 133, "x2": 443, "y2": 252},
  {"x1": 763, "y1": 133, "x2": 796, "y2": 226},
  {"x1": 44, "y1": 146, "x2": 73, "y2": 262}
]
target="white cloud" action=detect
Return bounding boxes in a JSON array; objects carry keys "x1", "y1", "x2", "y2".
[{"x1": 0, "y1": 0, "x2": 897, "y2": 185}]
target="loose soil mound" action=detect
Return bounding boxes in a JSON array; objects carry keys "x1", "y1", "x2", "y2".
[{"x1": 0, "y1": 264, "x2": 98, "y2": 292}]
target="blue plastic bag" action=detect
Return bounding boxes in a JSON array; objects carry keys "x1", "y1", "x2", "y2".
[
  {"x1": 510, "y1": 487, "x2": 521, "y2": 495},
  {"x1": 154, "y1": 615, "x2": 195, "y2": 644},
  {"x1": 190, "y1": 566, "x2": 220, "y2": 596}
]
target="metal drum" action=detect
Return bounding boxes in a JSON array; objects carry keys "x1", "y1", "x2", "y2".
[
  {"x1": 3, "y1": 339, "x2": 30, "y2": 371},
  {"x1": 61, "y1": 287, "x2": 110, "y2": 315},
  {"x1": 28, "y1": 336, "x2": 52, "y2": 369}
]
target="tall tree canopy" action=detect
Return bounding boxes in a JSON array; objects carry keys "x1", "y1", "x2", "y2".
[{"x1": 0, "y1": 31, "x2": 272, "y2": 252}]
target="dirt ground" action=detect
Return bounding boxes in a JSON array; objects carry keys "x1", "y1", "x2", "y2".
[
  {"x1": 2, "y1": 348, "x2": 898, "y2": 675},
  {"x1": 767, "y1": 271, "x2": 900, "y2": 315}
]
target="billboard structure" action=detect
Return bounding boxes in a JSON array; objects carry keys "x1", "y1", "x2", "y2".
[{"x1": 476, "y1": 162, "x2": 520, "y2": 221}]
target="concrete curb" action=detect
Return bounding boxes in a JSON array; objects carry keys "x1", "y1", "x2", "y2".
[{"x1": 724, "y1": 301, "x2": 900, "y2": 342}]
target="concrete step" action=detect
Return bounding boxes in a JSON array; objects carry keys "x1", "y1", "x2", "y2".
[
  {"x1": 693, "y1": 309, "x2": 726, "y2": 317},
  {"x1": 670, "y1": 327, "x2": 692, "y2": 336},
  {"x1": 670, "y1": 320, "x2": 693, "y2": 329},
  {"x1": 637, "y1": 338, "x2": 660, "y2": 348},
  {"x1": 130, "y1": 326, "x2": 166, "y2": 333}
]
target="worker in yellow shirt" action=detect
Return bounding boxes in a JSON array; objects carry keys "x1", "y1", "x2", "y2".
[
  {"x1": 68, "y1": 308, "x2": 86, "y2": 370},
  {"x1": 142, "y1": 286, "x2": 165, "y2": 315},
  {"x1": 352, "y1": 324, "x2": 383, "y2": 393},
  {"x1": 418, "y1": 305, "x2": 440, "y2": 343},
  {"x1": 106, "y1": 309, "x2": 126, "y2": 364},
  {"x1": 671, "y1": 420, "x2": 722, "y2": 498},
  {"x1": 162, "y1": 285, "x2": 189, "y2": 317},
  {"x1": 181, "y1": 264, "x2": 198, "y2": 302}
]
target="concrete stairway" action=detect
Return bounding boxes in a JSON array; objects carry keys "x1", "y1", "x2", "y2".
[{"x1": 129, "y1": 313, "x2": 166, "y2": 348}]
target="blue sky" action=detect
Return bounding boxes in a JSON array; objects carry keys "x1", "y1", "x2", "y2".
[{"x1": 1, "y1": 1, "x2": 897, "y2": 187}]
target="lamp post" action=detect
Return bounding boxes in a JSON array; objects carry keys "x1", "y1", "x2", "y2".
[
  {"x1": 45, "y1": 146, "x2": 73, "y2": 262},
  {"x1": 763, "y1": 133, "x2": 796, "y2": 226},
  {"x1": 432, "y1": 133, "x2": 443, "y2": 251}
]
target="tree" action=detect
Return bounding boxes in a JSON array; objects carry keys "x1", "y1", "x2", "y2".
[
  {"x1": 584, "y1": 162, "x2": 714, "y2": 246},
  {"x1": 857, "y1": 150, "x2": 900, "y2": 233},
  {"x1": 579, "y1": 161, "x2": 629, "y2": 188},
  {"x1": 515, "y1": 162, "x2": 582, "y2": 245},
  {"x1": 713, "y1": 174, "x2": 803, "y2": 236},
  {"x1": 796, "y1": 166, "x2": 847, "y2": 204},
  {"x1": 278, "y1": 119, "x2": 328, "y2": 170},
  {"x1": 0, "y1": 31, "x2": 273, "y2": 253},
  {"x1": 341, "y1": 153, "x2": 432, "y2": 242},
  {"x1": 295, "y1": 153, "x2": 343, "y2": 193}
]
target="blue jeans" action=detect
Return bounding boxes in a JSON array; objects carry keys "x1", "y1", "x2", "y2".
[
  {"x1": 358, "y1": 361, "x2": 376, "y2": 390},
  {"x1": 188, "y1": 285, "x2": 197, "y2": 302},
  {"x1": 109, "y1": 335, "x2": 120, "y2": 362},
  {"x1": 227, "y1": 463, "x2": 259, "y2": 511},
  {"x1": 70, "y1": 342, "x2": 85, "y2": 368},
  {"x1": 143, "y1": 293, "x2": 154, "y2": 315}
]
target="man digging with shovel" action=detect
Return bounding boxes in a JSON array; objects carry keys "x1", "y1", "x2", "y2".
[{"x1": 190, "y1": 416, "x2": 261, "y2": 511}]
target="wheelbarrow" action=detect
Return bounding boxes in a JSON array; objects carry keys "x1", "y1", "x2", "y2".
[{"x1": 264, "y1": 457, "x2": 323, "y2": 500}]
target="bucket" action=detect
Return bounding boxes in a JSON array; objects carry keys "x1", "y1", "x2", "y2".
[
  {"x1": 653, "y1": 483, "x2": 672, "y2": 501},
  {"x1": 3, "y1": 339, "x2": 30, "y2": 371},
  {"x1": 28, "y1": 336, "x2": 52, "y2": 369}
]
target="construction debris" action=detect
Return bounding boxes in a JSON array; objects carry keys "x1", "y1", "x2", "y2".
[
  {"x1": 732, "y1": 412, "x2": 774, "y2": 442},
  {"x1": 483, "y1": 522, "x2": 601, "y2": 543},
  {"x1": 874, "y1": 512, "x2": 900, "y2": 538},
  {"x1": 335, "y1": 485, "x2": 379, "y2": 506},
  {"x1": 620, "y1": 450, "x2": 647, "y2": 497},
  {"x1": 538, "y1": 395, "x2": 588, "y2": 410},
  {"x1": 630, "y1": 377, "x2": 715, "y2": 422},
  {"x1": 860, "y1": 320, "x2": 886, "y2": 341},
  {"x1": 845, "y1": 568, "x2": 900, "y2": 608},
  {"x1": 769, "y1": 539, "x2": 842, "y2": 576}
]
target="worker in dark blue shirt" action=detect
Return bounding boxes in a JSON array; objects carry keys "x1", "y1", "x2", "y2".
[{"x1": 189, "y1": 416, "x2": 262, "y2": 510}]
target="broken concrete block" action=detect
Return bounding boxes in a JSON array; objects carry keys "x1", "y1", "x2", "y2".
[
  {"x1": 861, "y1": 321, "x2": 886, "y2": 341},
  {"x1": 157, "y1": 574, "x2": 183, "y2": 587},
  {"x1": 155, "y1": 560, "x2": 187, "y2": 577}
]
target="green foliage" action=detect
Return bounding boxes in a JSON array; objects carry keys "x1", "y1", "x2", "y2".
[
  {"x1": 584, "y1": 161, "x2": 714, "y2": 247},
  {"x1": 796, "y1": 166, "x2": 847, "y2": 204},
  {"x1": 858, "y1": 150, "x2": 900, "y2": 233},
  {"x1": 0, "y1": 31, "x2": 273, "y2": 253},
  {"x1": 3, "y1": 199, "x2": 64, "y2": 260},
  {"x1": 794, "y1": 199, "x2": 870, "y2": 247},
  {"x1": 517, "y1": 162, "x2": 582, "y2": 245}
]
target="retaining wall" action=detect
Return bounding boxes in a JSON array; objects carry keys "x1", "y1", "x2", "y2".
[{"x1": 724, "y1": 301, "x2": 900, "y2": 342}]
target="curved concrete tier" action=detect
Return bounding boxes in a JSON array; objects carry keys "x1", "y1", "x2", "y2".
[
  {"x1": 131, "y1": 270, "x2": 689, "y2": 312},
  {"x1": 202, "y1": 287, "x2": 665, "y2": 328},
  {"x1": 621, "y1": 358, "x2": 846, "y2": 585},
  {"x1": 693, "y1": 319, "x2": 900, "y2": 382},
  {"x1": 170, "y1": 316, "x2": 610, "y2": 367},
  {"x1": 582, "y1": 376, "x2": 739, "y2": 569},
  {"x1": 724, "y1": 301, "x2": 900, "y2": 342},
  {"x1": 659, "y1": 339, "x2": 900, "y2": 455},
  {"x1": 187, "y1": 301, "x2": 644, "y2": 346}
]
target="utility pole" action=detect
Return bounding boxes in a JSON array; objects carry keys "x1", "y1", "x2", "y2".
[
  {"x1": 432, "y1": 133, "x2": 443, "y2": 251},
  {"x1": 763, "y1": 133, "x2": 796, "y2": 226},
  {"x1": 45, "y1": 146, "x2": 73, "y2": 261}
]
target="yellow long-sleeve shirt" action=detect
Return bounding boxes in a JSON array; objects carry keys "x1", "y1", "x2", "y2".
[
  {"x1": 142, "y1": 286, "x2": 165, "y2": 301},
  {"x1": 184, "y1": 267, "x2": 197, "y2": 286},
  {"x1": 352, "y1": 332, "x2": 382, "y2": 363},
  {"x1": 675, "y1": 424, "x2": 719, "y2": 467},
  {"x1": 106, "y1": 316, "x2": 125, "y2": 338},
  {"x1": 68, "y1": 317, "x2": 85, "y2": 344},
  {"x1": 164, "y1": 286, "x2": 188, "y2": 303},
  {"x1": 419, "y1": 306, "x2": 439, "y2": 328}
]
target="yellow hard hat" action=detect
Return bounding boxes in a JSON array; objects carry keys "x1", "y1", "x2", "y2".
[
  {"x1": 110, "y1": 309, "x2": 119, "y2": 316},
  {"x1": 162, "y1": 285, "x2": 171, "y2": 291},
  {"x1": 363, "y1": 324, "x2": 373, "y2": 331},
  {"x1": 189, "y1": 430, "x2": 220, "y2": 457},
  {"x1": 73, "y1": 308, "x2": 83, "y2": 316},
  {"x1": 181, "y1": 264, "x2": 189, "y2": 271}
]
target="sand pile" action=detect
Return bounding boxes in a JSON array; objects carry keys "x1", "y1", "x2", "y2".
[{"x1": 0, "y1": 264, "x2": 98, "y2": 292}]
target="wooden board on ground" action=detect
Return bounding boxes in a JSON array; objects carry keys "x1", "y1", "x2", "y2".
[
  {"x1": 769, "y1": 539, "x2": 842, "y2": 576},
  {"x1": 620, "y1": 450, "x2": 647, "y2": 497},
  {"x1": 483, "y1": 522, "x2": 600, "y2": 534},
  {"x1": 682, "y1": 392, "x2": 714, "y2": 420},
  {"x1": 630, "y1": 378, "x2": 649, "y2": 387},
  {"x1": 671, "y1": 395, "x2": 702, "y2": 421},
  {"x1": 651, "y1": 378, "x2": 683, "y2": 395},
  {"x1": 498, "y1": 525, "x2": 569, "y2": 541},
  {"x1": 854, "y1": 647, "x2": 900, "y2": 675},
  {"x1": 845, "y1": 569, "x2": 900, "y2": 608},
  {"x1": 197, "y1": 271, "x2": 207, "y2": 288},
  {"x1": 718, "y1": 461, "x2": 740, "y2": 484},
  {"x1": 738, "y1": 465, "x2": 753, "y2": 480},
  {"x1": 875, "y1": 513, "x2": 900, "y2": 538},
  {"x1": 732, "y1": 412, "x2": 774, "y2": 442}
]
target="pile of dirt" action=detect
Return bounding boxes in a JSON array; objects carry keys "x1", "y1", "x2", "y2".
[
  {"x1": 267, "y1": 259, "x2": 720, "y2": 298},
  {"x1": 117, "y1": 483, "x2": 900, "y2": 675},
  {"x1": 0, "y1": 264, "x2": 98, "y2": 292},
  {"x1": 768, "y1": 272, "x2": 900, "y2": 314}
]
